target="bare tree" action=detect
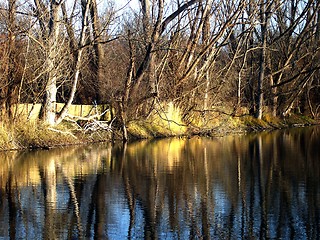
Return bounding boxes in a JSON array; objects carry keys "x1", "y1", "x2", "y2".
[
  {"x1": 266, "y1": 0, "x2": 320, "y2": 116},
  {"x1": 0, "y1": 0, "x2": 20, "y2": 121},
  {"x1": 55, "y1": 0, "x2": 92, "y2": 124},
  {"x1": 31, "y1": 0, "x2": 112, "y2": 125},
  {"x1": 117, "y1": 0, "x2": 202, "y2": 141}
]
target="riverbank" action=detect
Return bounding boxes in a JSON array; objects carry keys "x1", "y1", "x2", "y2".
[
  {"x1": 127, "y1": 112, "x2": 318, "y2": 139},
  {"x1": 0, "y1": 113, "x2": 318, "y2": 151},
  {"x1": 0, "y1": 120, "x2": 112, "y2": 151}
]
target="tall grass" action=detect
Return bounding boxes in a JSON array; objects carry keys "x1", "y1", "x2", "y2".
[{"x1": 0, "y1": 121, "x2": 82, "y2": 150}]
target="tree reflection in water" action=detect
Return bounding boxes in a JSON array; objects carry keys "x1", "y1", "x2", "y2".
[{"x1": 0, "y1": 127, "x2": 320, "y2": 239}]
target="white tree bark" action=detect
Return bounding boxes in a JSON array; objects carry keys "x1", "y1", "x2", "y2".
[{"x1": 41, "y1": 0, "x2": 60, "y2": 125}]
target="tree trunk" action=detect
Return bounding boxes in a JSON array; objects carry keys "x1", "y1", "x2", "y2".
[
  {"x1": 139, "y1": 0, "x2": 151, "y2": 42},
  {"x1": 202, "y1": 2, "x2": 211, "y2": 111},
  {"x1": 0, "y1": 0, "x2": 18, "y2": 122},
  {"x1": 6, "y1": 0, "x2": 18, "y2": 120},
  {"x1": 39, "y1": 0, "x2": 60, "y2": 125},
  {"x1": 316, "y1": 0, "x2": 320, "y2": 42},
  {"x1": 120, "y1": 31, "x2": 135, "y2": 142},
  {"x1": 90, "y1": 0, "x2": 105, "y2": 103},
  {"x1": 255, "y1": 0, "x2": 271, "y2": 119},
  {"x1": 267, "y1": 51, "x2": 277, "y2": 116},
  {"x1": 42, "y1": 77, "x2": 57, "y2": 125}
]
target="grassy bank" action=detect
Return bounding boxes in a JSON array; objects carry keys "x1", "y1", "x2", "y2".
[
  {"x1": 127, "y1": 112, "x2": 318, "y2": 139},
  {"x1": 0, "y1": 120, "x2": 112, "y2": 151},
  {"x1": 0, "y1": 111, "x2": 318, "y2": 151}
]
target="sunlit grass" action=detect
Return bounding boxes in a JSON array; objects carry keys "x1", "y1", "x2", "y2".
[
  {"x1": 127, "y1": 103, "x2": 319, "y2": 139},
  {"x1": 127, "y1": 102, "x2": 187, "y2": 138},
  {"x1": 0, "y1": 103, "x2": 318, "y2": 151}
]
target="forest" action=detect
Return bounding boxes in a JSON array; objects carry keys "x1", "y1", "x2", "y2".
[{"x1": 0, "y1": 0, "x2": 320, "y2": 142}]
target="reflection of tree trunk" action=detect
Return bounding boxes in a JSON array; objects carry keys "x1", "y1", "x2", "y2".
[
  {"x1": 86, "y1": 181, "x2": 95, "y2": 237},
  {"x1": 144, "y1": 178, "x2": 157, "y2": 239},
  {"x1": 39, "y1": 159, "x2": 57, "y2": 240},
  {"x1": 201, "y1": 199, "x2": 210, "y2": 239},
  {"x1": 256, "y1": 136, "x2": 267, "y2": 239},
  {"x1": 168, "y1": 186, "x2": 177, "y2": 229},
  {"x1": 121, "y1": 143, "x2": 136, "y2": 237},
  {"x1": 237, "y1": 147, "x2": 246, "y2": 237},
  {"x1": 94, "y1": 174, "x2": 107, "y2": 239},
  {"x1": 86, "y1": 173, "x2": 107, "y2": 239},
  {"x1": 6, "y1": 171, "x2": 17, "y2": 239},
  {"x1": 201, "y1": 147, "x2": 210, "y2": 238},
  {"x1": 248, "y1": 138, "x2": 255, "y2": 236},
  {"x1": 277, "y1": 181, "x2": 294, "y2": 237},
  {"x1": 124, "y1": 176, "x2": 135, "y2": 237},
  {"x1": 61, "y1": 168, "x2": 83, "y2": 237}
]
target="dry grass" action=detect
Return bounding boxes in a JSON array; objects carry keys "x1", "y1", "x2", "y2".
[
  {"x1": 127, "y1": 109, "x2": 319, "y2": 139},
  {"x1": 0, "y1": 106, "x2": 317, "y2": 151},
  {"x1": 0, "y1": 121, "x2": 85, "y2": 150}
]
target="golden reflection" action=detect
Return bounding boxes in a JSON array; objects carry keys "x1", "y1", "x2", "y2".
[
  {"x1": 0, "y1": 143, "x2": 112, "y2": 190},
  {"x1": 125, "y1": 138, "x2": 187, "y2": 171}
]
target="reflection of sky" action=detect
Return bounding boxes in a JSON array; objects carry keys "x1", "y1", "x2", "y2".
[
  {"x1": 95, "y1": 189, "x2": 148, "y2": 239},
  {"x1": 106, "y1": 201, "x2": 130, "y2": 239},
  {"x1": 213, "y1": 184, "x2": 230, "y2": 216}
]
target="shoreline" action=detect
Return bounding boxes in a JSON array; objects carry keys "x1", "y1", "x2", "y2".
[{"x1": 0, "y1": 113, "x2": 317, "y2": 152}]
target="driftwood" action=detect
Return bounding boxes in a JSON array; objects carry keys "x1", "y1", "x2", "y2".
[
  {"x1": 48, "y1": 127, "x2": 78, "y2": 139},
  {"x1": 83, "y1": 119, "x2": 114, "y2": 133},
  {"x1": 66, "y1": 108, "x2": 110, "y2": 122},
  {"x1": 63, "y1": 107, "x2": 115, "y2": 133}
]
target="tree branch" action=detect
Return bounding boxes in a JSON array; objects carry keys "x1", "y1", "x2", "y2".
[{"x1": 160, "y1": 0, "x2": 201, "y2": 34}]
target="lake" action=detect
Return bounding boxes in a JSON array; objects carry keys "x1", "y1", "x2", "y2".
[{"x1": 0, "y1": 127, "x2": 320, "y2": 239}]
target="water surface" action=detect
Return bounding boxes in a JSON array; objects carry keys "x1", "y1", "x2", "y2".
[{"x1": 0, "y1": 127, "x2": 320, "y2": 239}]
